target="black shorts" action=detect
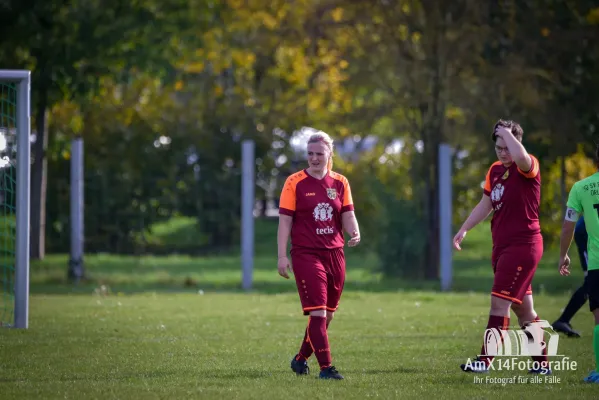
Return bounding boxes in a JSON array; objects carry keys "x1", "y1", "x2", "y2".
[{"x1": 584, "y1": 270, "x2": 599, "y2": 312}]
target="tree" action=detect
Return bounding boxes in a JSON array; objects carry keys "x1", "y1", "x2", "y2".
[{"x1": 0, "y1": 0, "x2": 216, "y2": 259}]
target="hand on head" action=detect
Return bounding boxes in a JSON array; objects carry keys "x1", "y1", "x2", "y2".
[{"x1": 494, "y1": 126, "x2": 511, "y2": 139}]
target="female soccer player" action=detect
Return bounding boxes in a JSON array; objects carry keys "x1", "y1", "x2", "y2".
[
  {"x1": 277, "y1": 130, "x2": 360, "y2": 380},
  {"x1": 453, "y1": 119, "x2": 549, "y2": 374},
  {"x1": 558, "y1": 146, "x2": 599, "y2": 383}
]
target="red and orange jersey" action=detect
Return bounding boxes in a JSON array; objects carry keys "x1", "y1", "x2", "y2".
[
  {"x1": 483, "y1": 155, "x2": 542, "y2": 248},
  {"x1": 279, "y1": 169, "x2": 354, "y2": 249}
]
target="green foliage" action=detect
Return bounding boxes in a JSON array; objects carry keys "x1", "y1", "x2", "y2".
[
  {"x1": 540, "y1": 147, "x2": 597, "y2": 246},
  {"x1": 375, "y1": 196, "x2": 428, "y2": 280},
  {"x1": 3, "y1": 0, "x2": 599, "y2": 271},
  {"x1": 335, "y1": 142, "x2": 428, "y2": 278}
]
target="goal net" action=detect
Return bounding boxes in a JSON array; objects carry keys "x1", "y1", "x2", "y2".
[{"x1": 0, "y1": 70, "x2": 30, "y2": 328}]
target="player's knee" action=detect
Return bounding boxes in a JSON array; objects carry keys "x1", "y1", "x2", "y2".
[
  {"x1": 309, "y1": 310, "x2": 326, "y2": 318},
  {"x1": 512, "y1": 306, "x2": 536, "y2": 325},
  {"x1": 490, "y1": 296, "x2": 511, "y2": 314}
]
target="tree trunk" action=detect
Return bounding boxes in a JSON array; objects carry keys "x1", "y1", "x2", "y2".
[
  {"x1": 423, "y1": 9, "x2": 446, "y2": 281},
  {"x1": 30, "y1": 86, "x2": 49, "y2": 260},
  {"x1": 425, "y1": 144, "x2": 440, "y2": 280}
]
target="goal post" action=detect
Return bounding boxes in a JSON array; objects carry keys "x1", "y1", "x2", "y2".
[
  {"x1": 438, "y1": 143, "x2": 453, "y2": 292},
  {"x1": 0, "y1": 70, "x2": 31, "y2": 329}
]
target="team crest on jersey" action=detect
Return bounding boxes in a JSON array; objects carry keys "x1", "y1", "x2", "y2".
[
  {"x1": 314, "y1": 203, "x2": 334, "y2": 222},
  {"x1": 326, "y1": 188, "x2": 337, "y2": 200},
  {"x1": 502, "y1": 170, "x2": 509, "y2": 180},
  {"x1": 491, "y1": 183, "x2": 505, "y2": 202}
]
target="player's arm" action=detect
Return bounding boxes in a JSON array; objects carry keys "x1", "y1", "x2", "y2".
[
  {"x1": 278, "y1": 215, "x2": 293, "y2": 258},
  {"x1": 559, "y1": 184, "x2": 582, "y2": 275},
  {"x1": 342, "y1": 211, "x2": 360, "y2": 247},
  {"x1": 495, "y1": 125, "x2": 533, "y2": 172},
  {"x1": 559, "y1": 215, "x2": 577, "y2": 260},
  {"x1": 453, "y1": 194, "x2": 493, "y2": 250},
  {"x1": 460, "y1": 194, "x2": 493, "y2": 231},
  {"x1": 341, "y1": 177, "x2": 360, "y2": 246},
  {"x1": 342, "y1": 211, "x2": 359, "y2": 237},
  {"x1": 277, "y1": 177, "x2": 296, "y2": 260}
]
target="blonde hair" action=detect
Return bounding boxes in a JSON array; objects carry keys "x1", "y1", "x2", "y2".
[{"x1": 307, "y1": 131, "x2": 334, "y2": 171}]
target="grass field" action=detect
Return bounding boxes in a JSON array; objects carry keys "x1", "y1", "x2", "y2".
[{"x1": 1, "y1": 219, "x2": 598, "y2": 399}]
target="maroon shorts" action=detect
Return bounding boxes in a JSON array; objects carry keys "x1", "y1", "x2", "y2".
[
  {"x1": 491, "y1": 242, "x2": 543, "y2": 304},
  {"x1": 290, "y1": 247, "x2": 346, "y2": 315}
]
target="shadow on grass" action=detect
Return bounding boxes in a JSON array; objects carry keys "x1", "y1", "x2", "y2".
[
  {"x1": 29, "y1": 243, "x2": 583, "y2": 297},
  {"x1": 29, "y1": 271, "x2": 581, "y2": 297}
]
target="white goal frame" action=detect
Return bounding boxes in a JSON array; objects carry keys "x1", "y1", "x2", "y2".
[{"x1": 0, "y1": 70, "x2": 31, "y2": 329}]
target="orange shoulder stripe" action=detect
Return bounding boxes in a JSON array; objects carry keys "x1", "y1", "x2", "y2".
[
  {"x1": 279, "y1": 171, "x2": 307, "y2": 212},
  {"x1": 484, "y1": 161, "x2": 503, "y2": 193},
  {"x1": 518, "y1": 155, "x2": 539, "y2": 178},
  {"x1": 331, "y1": 172, "x2": 353, "y2": 207}
]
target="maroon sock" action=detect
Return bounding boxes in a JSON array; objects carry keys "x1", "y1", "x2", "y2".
[
  {"x1": 307, "y1": 316, "x2": 331, "y2": 370},
  {"x1": 297, "y1": 319, "x2": 313, "y2": 360},
  {"x1": 297, "y1": 317, "x2": 331, "y2": 361},
  {"x1": 530, "y1": 316, "x2": 548, "y2": 368},
  {"x1": 479, "y1": 315, "x2": 510, "y2": 365}
]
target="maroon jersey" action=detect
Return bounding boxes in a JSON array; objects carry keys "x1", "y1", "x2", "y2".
[
  {"x1": 483, "y1": 155, "x2": 542, "y2": 247},
  {"x1": 279, "y1": 169, "x2": 354, "y2": 249}
]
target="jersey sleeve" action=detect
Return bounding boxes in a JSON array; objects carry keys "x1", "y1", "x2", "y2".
[
  {"x1": 517, "y1": 155, "x2": 540, "y2": 179},
  {"x1": 341, "y1": 176, "x2": 354, "y2": 213},
  {"x1": 279, "y1": 176, "x2": 297, "y2": 216},
  {"x1": 566, "y1": 182, "x2": 583, "y2": 213}
]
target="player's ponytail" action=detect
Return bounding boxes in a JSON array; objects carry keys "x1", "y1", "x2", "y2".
[{"x1": 307, "y1": 130, "x2": 334, "y2": 172}]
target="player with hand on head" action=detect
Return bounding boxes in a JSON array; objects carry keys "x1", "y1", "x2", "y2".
[
  {"x1": 557, "y1": 145, "x2": 599, "y2": 383},
  {"x1": 277, "y1": 130, "x2": 360, "y2": 380},
  {"x1": 453, "y1": 119, "x2": 549, "y2": 374},
  {"x1": 552, "y1": 216, "x2": 588, "y2": 338}
]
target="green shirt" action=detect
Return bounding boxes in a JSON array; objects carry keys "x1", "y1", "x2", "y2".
[{"x1": 567, "y1": 172, "x2": 599, "y2": 270}]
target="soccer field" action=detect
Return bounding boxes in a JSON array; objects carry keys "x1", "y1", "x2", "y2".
[
  {"x1": 0, "y1": 291, "x2": 597, "y2": 399},
  {"x1": 1, "y1": 221, "x2": 598, "y2": 399}
]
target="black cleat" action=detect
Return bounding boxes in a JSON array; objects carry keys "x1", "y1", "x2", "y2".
[
  {"x1": 290, "y1": 355, "x2": 309, "y2": 375},
  {"x1": 552, "y1": 320, "x2": 581, "y2": 338},
  {"x1": 319, "y1": 366, "x2": 344, "y2": 380},
  {"x1": 460, "y1": 357, "x2": 490, "y2": 373}
]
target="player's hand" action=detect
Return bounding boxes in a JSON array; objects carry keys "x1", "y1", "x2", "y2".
[
  {"x1": 453, "y1": 229, "x2": 467, "y2": 251},
  {"x1": 277, "y1": 256, "x2": 292, "y2": 279},
  {"x1": 494, "y1": 126, "x2": 511, "y2": 138},
  {"x1": 348, "y1": 230, "x2": 361, "y2": 247},
  {"x1": 558, "y1": 255, "x2": 571, "y2": 276}
]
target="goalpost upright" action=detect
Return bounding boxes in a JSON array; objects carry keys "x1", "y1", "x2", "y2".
[{"x1": 0, "y1": 70, "x2": 31, "y2": 329}]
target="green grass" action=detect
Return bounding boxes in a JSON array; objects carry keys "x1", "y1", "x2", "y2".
[
  {"x1": 0, "y1": 214, "x2": 15, "y2": 326},
  {"x1": 1, "y1": 218, "x2": 597, "y2": 398},
  {"x1": 0, "y1": 292, "x2": 596, "y2": 399},
  {"x1": 27, "y1": 218, "x2": 584, "y2": 297}
]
